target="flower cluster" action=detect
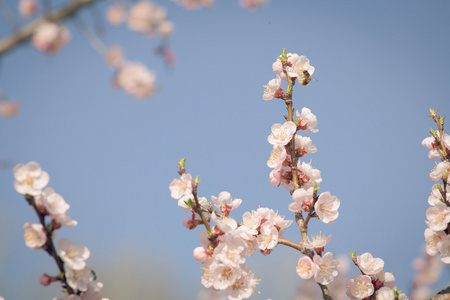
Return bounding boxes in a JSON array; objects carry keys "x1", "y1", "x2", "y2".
[
  {"x1": 106, "y1": 1, "x2": 174, "y2": 38},
  {"x1": 422, "y1": 109, "x2": 450, "y2": 264},
  {"x1": 13, "y1": 161, "x2": 108, "y2": 300},
  {"x1": 170, "y1": 159, "x2": 298, "y2": 299},
  {"x1": 346, "y1": 252, "x2": 407, "y2": 300}
]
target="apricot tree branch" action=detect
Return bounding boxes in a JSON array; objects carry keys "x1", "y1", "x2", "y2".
[{"x1": 0, "y1": 0, "x2": 101, "y2": 57}]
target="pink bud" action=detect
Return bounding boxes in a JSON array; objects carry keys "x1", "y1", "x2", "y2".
[
  {"x1": 39, "y1": 273, "x2": 51, "y2": 286},
  {"x1": 193, "y1": 246, "x2": 207, "y2": 263},
  {"x1": 260, "y1": 249, "x2": 272, "y2": 256},
  {"x1": 269, "y1": 169, "x2": 281, "y2": 186},
  {"x1": 182, "y1": 217, "x2": 196, "y2": 230}
]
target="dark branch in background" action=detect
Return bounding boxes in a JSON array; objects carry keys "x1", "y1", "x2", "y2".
[{"x1": 0, "y1": 0, "x2": 102, "y2": 57}]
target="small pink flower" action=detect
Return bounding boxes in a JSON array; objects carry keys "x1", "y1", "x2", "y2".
[
  {"x1": 14, "y1": 161, "x2": 49, "y2": 196},
  {"x1": 314, "y1": 192, "x2": 340, "y2": 224},
  {"x1": 296, "y1": 256, "x2": 318, "y2": 279},
  {"x1": 32, "y1": 22, "x2": 70, "y2": 54},
  {"x1": 346, "y1": 275, "x2": 374, "y2": 299},
  {"x1": 157, "y1": 20, "x2": 174, "y2": 38},
  {"x1": 262, "y1": 75, "x2": 282, "y2": 101},
  {"x1": 357, "y1": 252, "x2": 384, "y2": 275},
  {"x1": 267, "y1": 121, "x2": 296, "y2": 146},
  {"x1": 105, "y1": 46, "x2": 123, "y2": 68},
  {"x1": 24, "y1": 222, "x2": 47, "y2": 250},
  {"x1": 106, "y1": 5, "x2": 126, "y2": 25},
  {"x1": 18, "y1": 0, "x2": 37, "y2": 18},
  {"x1": 114, "y1": 62, "x2": 156, "y2": 99},
  {"x1": 0, "y1": 101, "x2": 20, "y2": 117}
]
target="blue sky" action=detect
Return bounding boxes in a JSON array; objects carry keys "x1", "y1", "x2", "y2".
[{"x1": 0, "y1": 0, "x2": 449, "y2": 299}]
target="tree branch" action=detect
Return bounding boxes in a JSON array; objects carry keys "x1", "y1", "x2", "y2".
[{"x1": 0, "y1": 0, "x2": 101, "y2": 57}]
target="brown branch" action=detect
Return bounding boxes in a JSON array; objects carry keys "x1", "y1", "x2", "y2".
[{"x1": 0, "y1": 0, "x2": 102, "y2": 57}]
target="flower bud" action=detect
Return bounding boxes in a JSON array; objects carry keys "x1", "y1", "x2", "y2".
[
  {"x1": 39, "y1": 273, "x2": 52, "y2": 286},
  {"x1": 193, "y1": 246, "x2": 207, "y2": 263},
  {"x1": 182, "y1": 217, "x2": 197, "y2": 230}
]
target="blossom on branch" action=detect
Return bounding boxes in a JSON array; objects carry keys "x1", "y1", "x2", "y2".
[
  {"x1": 114, "y1": 62, "x2": 156, "y2": 99},
  {"x1": 23, "y1": 222, "x2": 46, "y2": 250},
  {"x1": 32, "y1": 22, "x2": 70, "y2": 54},
  {"x1": 14, "y1": 161, "x2": 49, "y2": 196}
]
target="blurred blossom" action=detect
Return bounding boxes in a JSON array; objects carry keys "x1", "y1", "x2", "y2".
[
  {"x1": 114, "y1": 62, "x2": 156, "y2": 99},
  {"x1": 106, "y1": 4, "x2": 126, "y2": 25},
  {"x1": 172, "y1": 0, "x2": 214, "y2": 10},
  {"x1": 128, "y1": 1, "x2": 164, "y2": 34},
  {"x1": 157, "y1": 20, "x2": 175, "y2": 38},
  {"x1": 18, "y1": 0, "x2": 37, "y2": 18},
  {"x1": 0, "y1": 101, "x2": 20, "y2": 117},
  {"x1": 32, "y1": 22, "x2": 70, "y2": 54},
  {"x1": 105, "y1": 46, "x2": 123, "y2": 68},
  {"x1": 239, "y1": 0, "x2": 268, "y2": 10}
]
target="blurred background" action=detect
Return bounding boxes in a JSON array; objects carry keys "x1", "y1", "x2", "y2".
[{"x1": 0, "y1": 0, "x2": 449, "y2": 299}]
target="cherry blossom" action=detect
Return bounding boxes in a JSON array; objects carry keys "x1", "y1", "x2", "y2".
[
  {"x1": 429, "y1": 161, "x2": 450, "y2": 181},
  {"x1": 296, "y1": 256, "x2": 317, "y2": 279},
  {"x1": 14, "y1": 161, "x2": 50, "y2": 196},
  {"x1": 23, "y1": 222, "x2": 46, "y2": 250},
  {"x1": 267, "y1": 145, "x2": 287, "y2": 169},
  {"x1": 105, "y1": 46, "x2": 123, "y2": 68},
  {"x1": 157, "y1": 20, "x2": 175, "y2": 38},
  {"x1": 267, "y1": 121, "x2": 296, "y2": 146},
  {"x1": 302, "y1": 232, "x2": 332, "y2": 251},
  {"x1": 18, "y1": 0, "x2": 37, "y2": 18},
  {"x1": 313, "y1": 252, "x2": 339, "y2": 284},
  {"x1": 346, "y1": 275, "x2": 374, "y2": 299},
  {"x1": 58, "y1": 238, "x2": 90, "y2": 270},
  {"x1": 0, "y1": 100, "x2": 20, "y2": 117},
  {"x1": 239, "y1": 0, "x2": 268, "y2": 10},
  {"x1": 425, "y1": 202, "x2": 450, "y2": 231},
  {"x1": 357, "y1": 252, "x2": 384, "y2": 275},
  {"x1": 285, "y1": 54, "x2": 315, "y2": 86},
  {"x1": 32, "y1": 22, "x2": 70, "y2": 54},
  {"x1": 65, "y1": 266, "x2": 94, "y2": 292},
  {"x1": 114, "y1": 62, "x2": 156, "y2": 99},
  {"x1": 106, "y1": 4, "x2": 126, "y2": 25},
  {"x1": 262, "y1": 75, "x2": 282, "y2": 101},
  {"x1": 422, "y1": 132, "x2": 450, "y2": 159},
  {"x1": 296, "y1": 108, "x2": 318, "y2": 133},
  {"x1": 211, "y1": 191, "x2": 242, "y2": 213},
  {"x1": 170, "y1": 173, "x2": 193, "y2": 199},
  {"x1": 257, "y1": 222, "x2": 278, "y2": 250},
  {"x1": 288, "y1": 187, "x2": 313, "y2": 212},
  {"x1": 297, "y1": 161, "x2": 322, "y2": 187},
  {"x1": 294, "y1": 135, "x2": 317, "y2": 157},
  {"x1": 173, "y1": 0, "x2": 214, "y2": 10},
  {"x1": 314, "y1": 192, "x2": 340, "y2": 224},
  {"x1": 212, "y1": 212, "x2": 238, "y2": 233},
  {"x1": 224, "y1": 269, "x2": 259, "y2": 300}
]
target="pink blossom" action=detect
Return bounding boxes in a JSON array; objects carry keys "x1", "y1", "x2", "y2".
[
  {"x1": 174, "y1": 0, "x2": 214, "y2": 10},
  {"x1": 32, "y1": 22, "x2": 70, "y2": 54},
  {"x1": 313, "y1": 252, "x2": 339, "y2": 284},
  {"x1": 211, "y1": 191, "x2": 242, "y2": 213},
  {"x1": 296, "y1": 108, "x2": 318, "y2": 133},
  {"x1": 262, "y1": 75, "x2": 282, "y2": 101},
  {"x1": 157, "y1": 20, "x2": 175, "y2": 38},
  {"x1": 0, "y1": 101, "x2": 20, "y2": 117},
  {"x1": 303, "y1": 232, "x2": 332, "y2": 252},
  {"x1": 114, "y1": 62, "x2": 156, "y2": 99},
  {"x1": 295, "y1": 135, "x2": 317, "y2": 157},
  {"x1": 239, "y1": 0, "x2": 268, "y2": 10},
  {"x1": 426, "y1": 202, "x2": 450, "y2": 231},
  {"x1": 106, "y1": 5, "x2": 126, "y2": 25},
  {"x1": 14, "y1": 161, "x2": 49, "y2": 196},
  {"x1": 314, "y1": 192, "x2": 340, "y2": 224},
  {"x1": 105, "y1": 46, "x2": 123, "y2": 68},
  {"x1": 346, "y1": 275, "x2": 374, "y2": 299},
  {"x1": 267, "y1": 145, "x2": 287, "y2": 169},
  {"x1": 296, "y1": 256, "x2": 318, "y2": 279},
  {"x1": 430, "y1": 161, "x2": 450, "y2": 181},
  {"x1": 267, "y1": 121, "x2": 296, "y2": 146},
  {"x1": 289, "y1": 187, "x2": 313, "y2": 212},
  {"x1": 286, "y1": 54, "x2": 315, "y2": 85},
  {"x1": 269, "y1": 169, "x2": 281, "y2": 186},
  {"x1": 18, "y1": 0, "x2": 37, "y2": 18},
  {"x1": 257, "y1": 222, "x2": 278, "y2": 250},
  {"x1": 224, "y1": 269, "x2": 259, "y2": 300},
  {"x1": 23, "y1": 222, "x2": 46, "y2": 250},
  {"x1": 65, "y1": 266, "x2": 94, "y2": 292},
  {"x1": 357, "y1": 252, "x2": 384, "y2": 275},
  {"x1": 128, "y1": 1, "x2": 166, "y2": 34},
  {"x1": 58, "y1": 238, "x2": 90, "y2": 270}
]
